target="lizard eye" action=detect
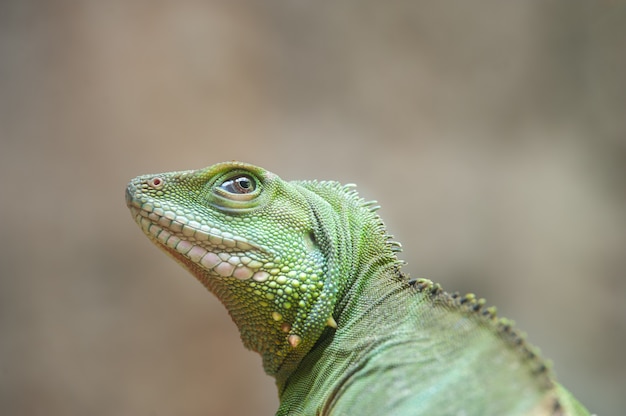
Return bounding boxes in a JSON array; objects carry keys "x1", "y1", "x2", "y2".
[{"x1": 220, "y1": 175, "x2": 256, "y2": 194}]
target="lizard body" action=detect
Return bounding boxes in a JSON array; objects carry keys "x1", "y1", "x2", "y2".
[{"x1": 126, "y1": 161, "x2": 590, "y2": 415}]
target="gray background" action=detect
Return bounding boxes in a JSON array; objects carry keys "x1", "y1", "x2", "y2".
[{"x1": 1, "y1": 1, "x2": 624, "y2": 415}]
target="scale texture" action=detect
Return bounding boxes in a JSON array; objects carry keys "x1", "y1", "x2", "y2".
[{"x1": 126, "y1": 161, "x2": 590, "y2": 415}]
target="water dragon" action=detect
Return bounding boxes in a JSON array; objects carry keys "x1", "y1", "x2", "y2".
[{"x1": 126, "y1": 161, "x2": 590, "y2": 415}]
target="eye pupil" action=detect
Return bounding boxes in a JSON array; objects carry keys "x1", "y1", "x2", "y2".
[
  {"x1": 220, "y1": 175, "x2": 256, "y2": 194},
  {"x1": 237, "y1": 177, "x2": 251, "y2": 189}
]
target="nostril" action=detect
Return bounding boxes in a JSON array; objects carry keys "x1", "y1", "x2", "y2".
[{"x1": 148, "y1": 177, "x2": 164, "y2": 189}]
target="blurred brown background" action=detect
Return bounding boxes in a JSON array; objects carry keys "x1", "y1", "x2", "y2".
[{"x1": 1, "y1": 1, "x2": 624, "y2": 415}]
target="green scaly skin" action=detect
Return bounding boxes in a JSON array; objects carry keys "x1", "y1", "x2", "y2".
[{"x1": 126, "y1": 161, "x2": 591, "y2": 415}]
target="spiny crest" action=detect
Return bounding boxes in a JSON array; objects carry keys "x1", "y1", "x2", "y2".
[
  {"x1": 408, "y1": 278, "x2": 555, "y2": 390},
  {"x1": 298, "y1": 179, "x2": 404, "y2": 265}
]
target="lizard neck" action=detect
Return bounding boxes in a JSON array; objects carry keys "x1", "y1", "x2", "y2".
[{"x1": 274, "y1": 181, "x2": 403, "y2": 387}]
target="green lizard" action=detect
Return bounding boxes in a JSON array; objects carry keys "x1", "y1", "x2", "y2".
[{"x1": 126, "y1": 161, "x2": 590, "y2": 415}]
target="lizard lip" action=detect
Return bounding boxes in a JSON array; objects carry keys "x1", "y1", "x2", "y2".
[
  {"x1": 125, "y1": 183, "x2": 143, "y2": 223},
  {"x1": 129, "y1": 208, "x2": 267, "y2": 281},
  {"x1": 125, "y1": 180, "x2": 143, "y2": 211},
  {"x1": 125, "y1": 186, "x2": 131, "y2": 207},
  {"x1": 125, "y1": 186, "x2": 135, "y2": 209}
]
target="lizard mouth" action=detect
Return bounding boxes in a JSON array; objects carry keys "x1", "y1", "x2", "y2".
[{"x1": 127, "y1": 188, "x2": 271, "y2": 282}]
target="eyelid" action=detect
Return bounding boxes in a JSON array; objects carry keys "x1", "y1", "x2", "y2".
[{"x1": 214, "y1": 173, "x2": 260, "y2": 201}]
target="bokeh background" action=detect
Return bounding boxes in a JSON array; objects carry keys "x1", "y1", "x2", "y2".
[{"x1": 1, "y1": 1, "x2": 624, "y2": 415}]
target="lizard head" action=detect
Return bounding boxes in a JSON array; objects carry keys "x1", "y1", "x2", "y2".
[{"x1": 126, "y1": 161, "x2": 350, "y2": 376}]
